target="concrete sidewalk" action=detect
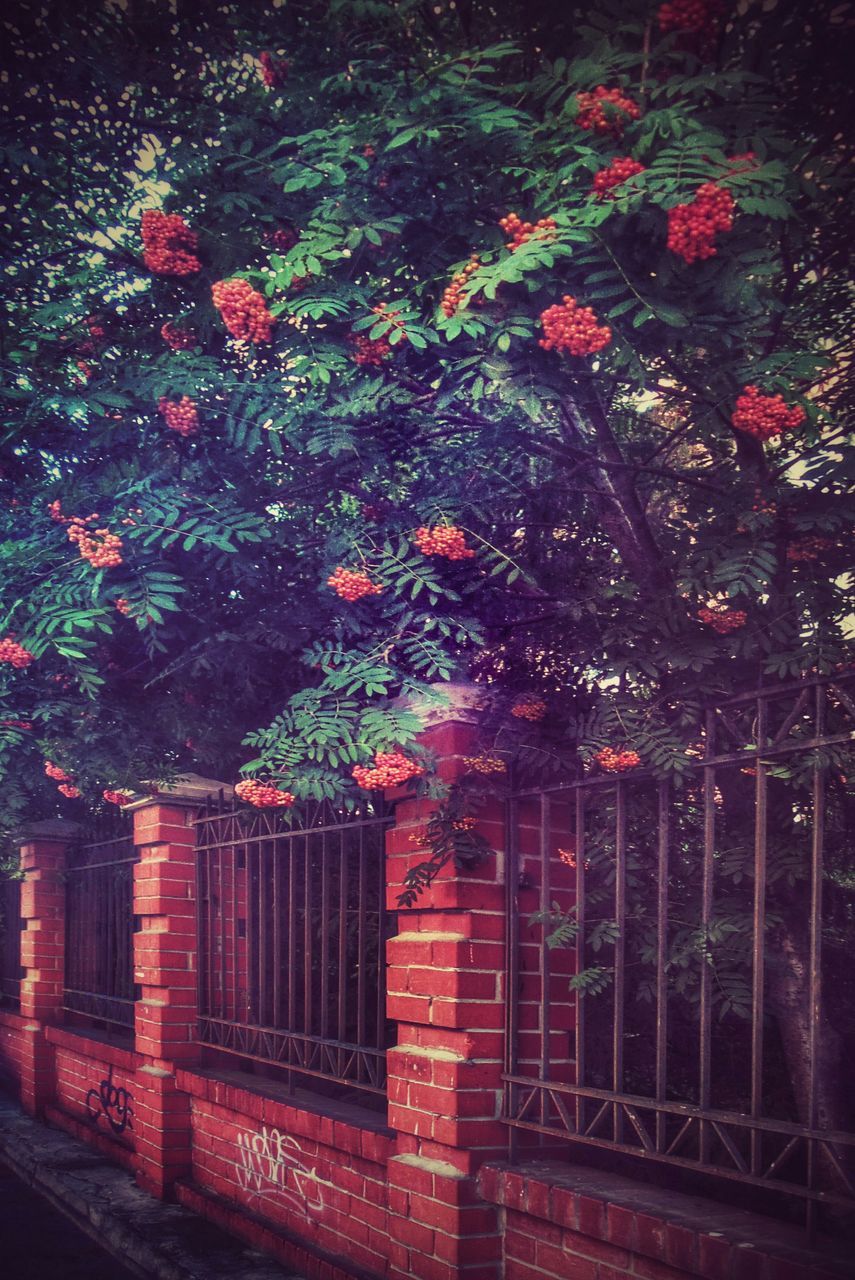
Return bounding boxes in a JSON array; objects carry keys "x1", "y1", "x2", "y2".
[{"x1": 0, "y1": 1091, "x2": 306, "y2": 1280}]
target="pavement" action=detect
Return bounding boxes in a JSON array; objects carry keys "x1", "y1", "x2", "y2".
[{"x1": 0, "y1": 1091, "x2": 307, "y2": 1280}]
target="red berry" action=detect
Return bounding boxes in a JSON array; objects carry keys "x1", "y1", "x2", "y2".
[
  {"x1": 511, "y1": 697, "x2": 547, "y2": 722},
  {"x1": 441, "y1": 255, "x2": 480, "y2": 318},
  {"x1": 498, "y1": 212, "x2": 557, "y2": 251},
  {"x1": 731, "y1": 386, "x2": 805, "y2": 442},
  {"x1": 141, "y1": 210, "x2": 201, "y2": 277},
  {"x1": 575, "y1": 86, "x2": 641, "y2": 137},
  {"x1": 697, "y1": 605, "x2": 748, "y2": 634},
  {"x1": 539, "y1": 296, "x2": 611, "y2": 357},
  {"x1": 103, "y1": 789, "x2": 133, "y2": 806},
  {"x1": 158, "y1": 395, "x2": 200, "y2": 437},
  {"x1": 352, "y1": 751, "x2": 423, "y2": 790},
  {"x1": 161, "y1": 321, "x2": 196, "y2": 351},
  {"x1": 595, "y1": 746, "x2": 641, "y2": 772},
  {"x1": 667, "y1": 183, "x2": 734, "y2": 263},
  {"x1": 591, "y1": 156, "x2": 646, "y2": 200},
  {"x1": 235, "y1": 778, "x2": 295, "y2": 808},
  {"x1": 44, "y1": 760, "x2": 71, "y2": 781},
  {"x1": 212, "y1": 279, "x2": 275, "y2": 343},
  {"x1": 413, "y1": 525, "x2": 476, "y2": 560},
  {"x1": 327, "y1": 566, "x2": 383, "y2": 601},
  {"x1": 0, "y1": 636, "x2": 35, "y2": 668}
]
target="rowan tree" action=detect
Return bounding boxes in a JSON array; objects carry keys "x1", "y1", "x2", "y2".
[{"x1": 2, "y1": 0, "x2": 850, "y2": 824}]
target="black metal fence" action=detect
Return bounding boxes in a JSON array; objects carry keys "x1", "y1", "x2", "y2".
[
  {"x1": 0, "y1": 869, "x2": 22, "y2": 1009},
  {"x1": 195, "y1": 793, "x2": 393, "y2": 1105},
  {"x1": 504, "y1": 674, "x2": 855, "y2": 1234},
  {"x1": 63, "y1": 818, "x2": 138, "y2": 1037}
]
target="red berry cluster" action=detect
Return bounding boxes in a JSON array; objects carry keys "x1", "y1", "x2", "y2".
[
  {"x1": 731, "y1": 386, "x2": 805, "y2": 442},
  {"x1": 441, "y1": 256, "x2": 480, "y2": 317},
  {"x1": 413, "y1": 525, "x2": 476, "y2": 560},
  {"x1": 539, "y1": 296, "x2": 612, "y2": 357},
  {"x1": 462, "y1": 754, "x2": 507, "y2": 775},
  {"x1": 1, "y1": 720, "x2": 32, "y2": 730},
  {"x1": 575, "y1": 86, "x2": 641, "y2": 137},
  {"x1": 595, "y1": 746, "x2": 641, "y2": 772},
  {"x1": 67, "y1": 517, "x2": 123, "y2": 568},
  {"x1": 327, "y1": 566, "x2": 383, "y2": 601},
  {"x1": 259, "y1": 51, "x2": 289, "y2": 88},
  {"x1": 667, "y1": 183, "x2": 734, "y2": 263},
  {"x1": 85, "y1": 315, "x2": 106, "y2": 340},
  {"x1": 657, "y1": 0, "x2": 724, "y2": 37},
  {"x1": 212, "y1": 279, "x2": 275, "y2": 343},
  {"x1": 158, "y1": 395, "x2": 200, "y2": 437},
  {"x1": 48, "y1": 499, "x2": 64, "y2": 522},
  {"x1": 511, "y1": 697, "x2": 547, "y2": 722},
  {"x1": 45, "y1": 760, "x2": 71, "y2": 781},
  {"x1": 698, "y1": 606, "x2": 747, "y2": 634},
  {"x1": 352, "y1": 751, "x2": 424, "y2": 790},
  {"x1": 591, "y1": 156, "x2": 646, "y2": 200},
  {"x1": 408, "y1": 827, "x2": 430, "y2": 847},
  {"x1": 452, "y1": 816, "x2": 476, "y2": 831},
  {"x1": 235, "y1": 778, "x2": 296, "y2": 808},
  {"x1": 0, "y1": 636, "x2": 34, "y2": 668},
  {"x1": 161, "y1": 321, "x2": 196, "y2": 351},
  {"x1": 115, "y1": 598, "x2": 131, "y2": 615},
  {"x1": 351, "y1": 334, "x2": 392, "y2": 366},
  {"x1": 141, "y1": 210, "x2": 201, "y2": 277},
  {"x1": 558, "y1": 847, "x2": 577, "y2": 868},
  {"x1": 268, "y1": 226, "x2": 299, "y2": 253},
  {"x1": 786, "y1": 535, "x2": 834, "y2": 563},
  {"x1": 103, "y1": 789, "x2": 133, "y2": 806},
  {"x1": 58, "y1": 783, "x2": 82, "y2": 799},
  {"x1": 75, "y1": 360, "x2": 93, "y2": 382},
  {"x1": 498, "y1": 212, "x2": 557, "y2": 251}
]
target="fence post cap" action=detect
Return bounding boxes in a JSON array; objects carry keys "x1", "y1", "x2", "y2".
[
  {"x1": 122, "y1": 773, "x2": 234, "y2": 811},
  {"x1": 405, "y1": 681, "x2": 486, "y2": 727},
  {"x1": 17, "y1": 817, "x2": 82, "y2": 842}
]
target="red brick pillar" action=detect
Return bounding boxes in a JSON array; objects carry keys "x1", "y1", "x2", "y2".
[
  {"x1": 386, "y1": 688, "x2": 506, "y2": 1280},
  {"x1": 17, "y1": 819, "x2": 79, "y2": 1115},
  {"x1": 128, "y1": 774, "x2": 229, "y2": 1199}
]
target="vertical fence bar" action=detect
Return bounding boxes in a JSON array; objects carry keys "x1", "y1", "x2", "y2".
[
  {"x1": 357, "y1": 823, "x2": 367, "y2": 1053},
  {"x1": 655, "y1": 779, "x2": 670, "y2": 1152},
  {"x1": 699, "y1": 708, "x2": 716, "y2": 1162},
  {"x1": 337, "y1": 828, "x2": 348, "y2": 1079},
  {"x1": 574, "y1": 788, "x2": 586, "y2": 1136},
  {"x1": 375, "y1": 819, "x2": 386, "y2": 1087},
  {"x1": 320, "y1": 829, "x2": 330, "y2": 1047},
  {"x1": 613, "y1": 781, "x2": 627, "y2": 1144},
  {"x1": 806, "y1": 682, "x2": 826, "y2": 1238},
  {"x1": 505, "y1": 793, "x2": 520, "y2": 1162},
  {"x1": 304, "y1": 833, "x2": 312, "y2": 1045},
  {"x1": 539, "y1": 791, "x2": 552, "y2": 1128},
  {"x1": 750, "y1": 695, "x2": 769, "y2": 1176}
]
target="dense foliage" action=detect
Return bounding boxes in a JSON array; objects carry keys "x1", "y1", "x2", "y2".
[{"x1": 0, "y1": 0, "x2": 852, "y2": 837}]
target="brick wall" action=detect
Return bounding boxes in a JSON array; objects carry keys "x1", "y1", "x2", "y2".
[
  {"x1": 4, "y1": 740, "x2": 852, "y2": 1280},
  {"x1": 175, "y1": 1070, "x2": 392, "y2": 1279},
  {"x1": 477, "y1": 1163, "x2": 850, "y2": 1280},
  {"x1": 0, "y1": 1007, "x2": 27, "y2": 1092}
]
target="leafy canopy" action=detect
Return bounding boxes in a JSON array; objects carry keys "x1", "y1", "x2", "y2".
[{"x1": 0, "y1": 0, "x2": 852, "y2": 833}]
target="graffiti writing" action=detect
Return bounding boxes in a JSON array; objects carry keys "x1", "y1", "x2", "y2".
[
  {"x1": 235, "y1": 1125, "x2": 327, "y2": 1213},
  {"x1": 85, "y1": 1065, "x2": 134, "y2": 1136}
]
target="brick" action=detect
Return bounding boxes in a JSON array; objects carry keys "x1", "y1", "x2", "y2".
[
  {"x1": 666, "y1": 1222, "x2": 698, "y2": 1272},
  {"x1": 606, "y1": 1203, "x2": 637, "y2": 1250},
  {"x1": 697, "y1": 1233, "x2": 732, "y2": 1280}
]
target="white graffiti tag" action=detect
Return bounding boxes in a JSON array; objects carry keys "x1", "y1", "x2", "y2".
[{"x1": 235, "y1": 1126, "x2": 327, "y2": 1214}]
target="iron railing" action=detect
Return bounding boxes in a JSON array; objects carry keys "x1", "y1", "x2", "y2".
[
  {"x1": 195, "y1": 792, "x2": 393, "y2": 1103},
  {"x1": 0, "y1": 870, "x2": 22, "y2": 1009},
  {"x1": 503, "y1": 674, "x2": 855, "y2": 1234},
  {"x1": 63, "y1": 818, "x2": 138, "y2": 1037}
]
